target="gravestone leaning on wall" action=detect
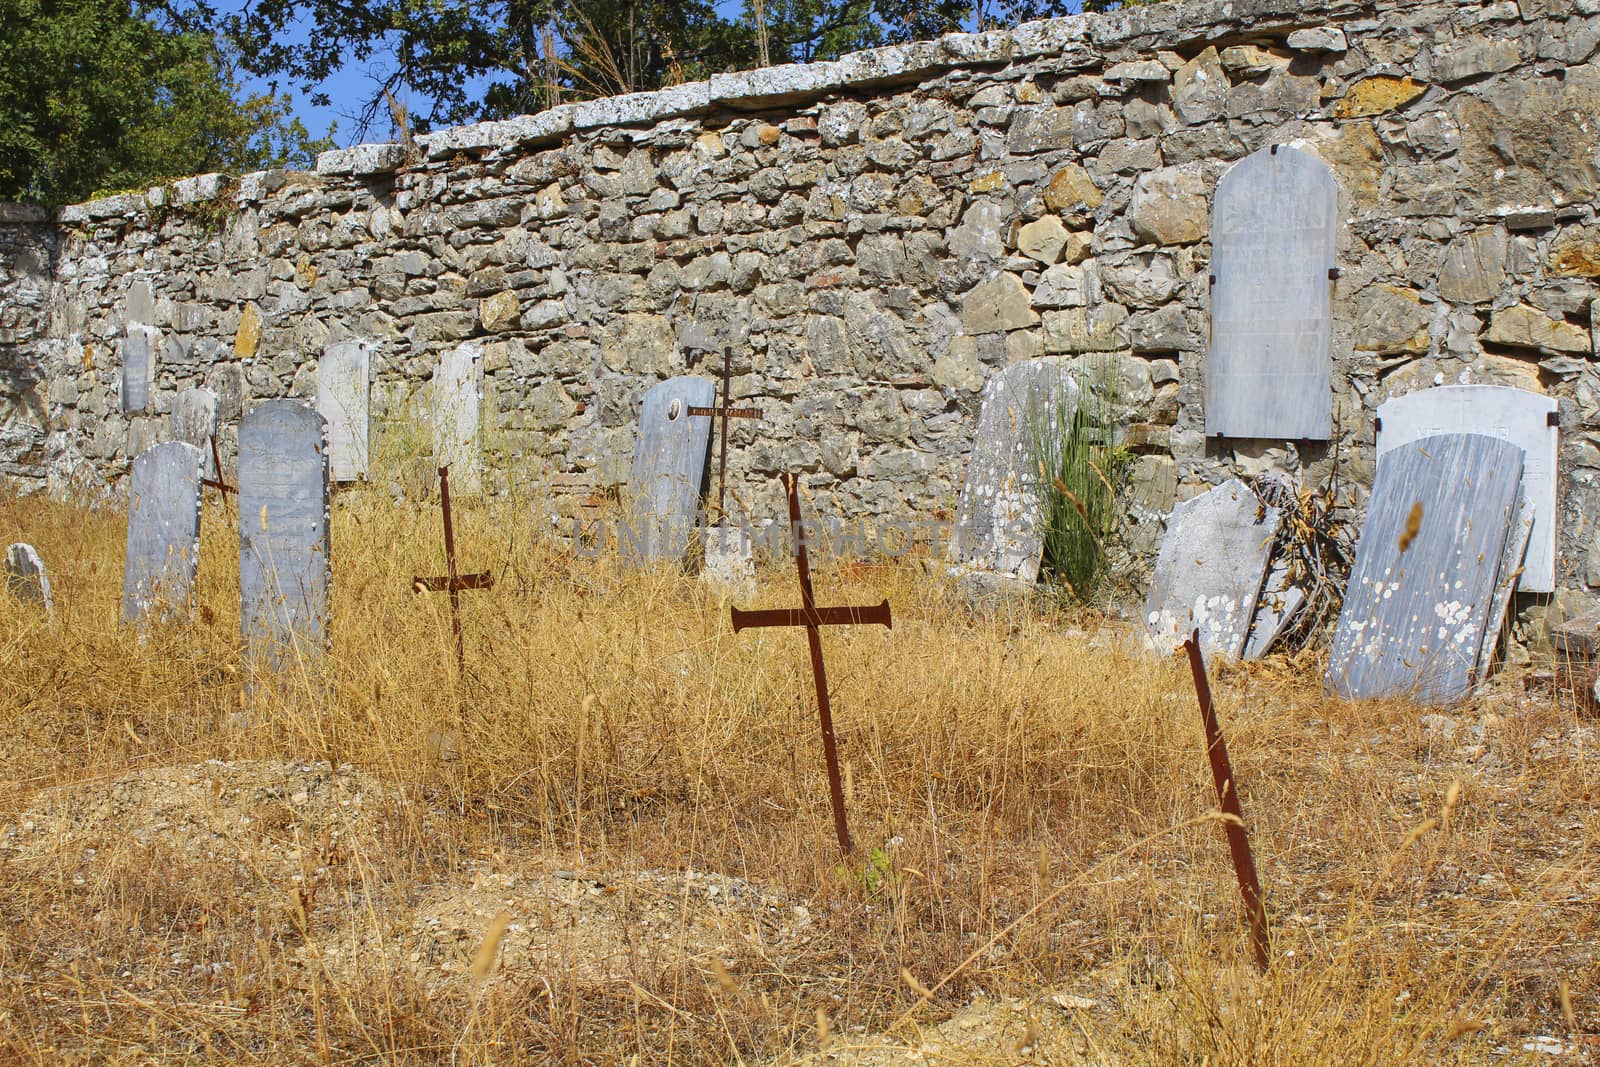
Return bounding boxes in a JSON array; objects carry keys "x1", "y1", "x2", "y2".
[{"x1": 3, "y1": 0, "x2": 1600, "y2": 608}]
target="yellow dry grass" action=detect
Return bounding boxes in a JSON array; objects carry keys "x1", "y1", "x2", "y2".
[{"x1": 0, "y1": 479, "x2": 1595, "y2": 1065}]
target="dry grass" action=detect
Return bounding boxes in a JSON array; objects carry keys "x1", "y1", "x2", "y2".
[{"x1": 0, "y1": 478, "x2": 1595, "y2": 1065}]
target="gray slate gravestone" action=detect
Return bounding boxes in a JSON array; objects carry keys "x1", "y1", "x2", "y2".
[
  {"x1": 1145, "y1": 478, "x2": 1280, "y2": 659},
  {"x1": 317, "y1": 339, "x2": 374, "y2": 483},
  {"x1": 1327, "y1": 433, "x2": 1525, "y2": 705},
  {"x1": 431, "y1": 342, "x2": 482, "y2": 493},
  {"x1": 123, "y1": 325, "x2": 158, "y2": 414},
  {"x1": 1205, "y1": 145, "x2": 1338, "y2": 440},
  {"x1": 122, "y1": 441, "x2": 204, "y2": 624},
  {"x1": 1243, "y1": 556, "x2": 1307, "y2": 660},
  {"x1": 5, "y1": 543, "x2": 54, "y2": 617},
  {"x1": 239, "y1": 401, "x2": 330, "y2": 666},
  {"x1": 949, "y1": 359, "x2": 1080, "y2": 585},
  {"x1": 625, "y1": 375, "x2": 715, "y2": 563},
  {"x1": 1377, "y1": 385, "x2": 1557, "y2": 592},
  {"x1": 169, "y1": 387, "x2": 218, "y2": 448}
]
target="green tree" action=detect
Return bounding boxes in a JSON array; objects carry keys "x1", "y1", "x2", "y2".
[{"x1": 0, "y1": 0, "x2": 332, "y2": 206}]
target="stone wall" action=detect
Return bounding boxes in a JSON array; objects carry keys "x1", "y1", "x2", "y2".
[{"x1": 4, "y1": 0, "x2": 1600, "y2": 590}]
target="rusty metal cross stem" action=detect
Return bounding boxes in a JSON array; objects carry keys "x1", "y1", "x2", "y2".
[
  {"x1": 412, "y1": 466, "x2": 494, "y2": 677},
  {"x1": 202, "y1": 435, "x2": 235, "y2": 499},
  {"x1": 730, "y1": 473, "x2": 891, "y2": 857},
  {"x1": 688, "y1": 346, "x2": 762, "y2": 523},
  {"x1": 1183, "y1": 629, "x2": 1270, "y2": 972}
]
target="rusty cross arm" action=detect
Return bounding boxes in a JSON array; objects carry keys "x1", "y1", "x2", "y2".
[
  {"x1": 729, "y1": 472, "x2": 891, "y2": 858},
  {"x1": 411, "y1": 465, "x2": 495, "y2": 677},
  {"x1": 688, "y1": 346, "x2": 762, "y2": 522},
  {"x1": 202, "y1": 435, "x2": 235, "y2": 498}
]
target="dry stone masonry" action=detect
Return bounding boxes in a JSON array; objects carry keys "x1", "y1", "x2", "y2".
[{"x1": 4, "y1": 0, "x2": 1600, "y2": 598}]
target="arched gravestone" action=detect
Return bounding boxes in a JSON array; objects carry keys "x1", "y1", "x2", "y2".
[
  {"x1": 317, "y1": 339, "x2": 375, "y2": 483},
  {"x1": 169, "y1": 387, "x2": 218, "y2": 448},
  {"x1": 1327, "y1": 433, "x2": 1525, "y2": 705},
  {"x1": 122, "y1": 325, "x2": 158, "y2": 414},
  {"x1": 431, "y1": 342, "x2": 482, "y2": 493},
  {"x1": 624, "y1": 375, "x2": 715, "y2": 564},
  {"x1": 1377, "y1": 386, "x2": 1557, "y2": 592},
  {"x1": 1205, "y1": 145, "x2": 1338, "y2": 441},
  {"x1": 122, "y1": 441, "x2": 204, "y2": 625},
  {"x1": 239, "y1": 401, "x2": 330, "y2": 667},
  {"x1": 949, "y1": 359, "x2": 1080, "y2": 585}
]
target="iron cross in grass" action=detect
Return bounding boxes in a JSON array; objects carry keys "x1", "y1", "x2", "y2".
[
  {"x1": 688, "y1": 346, "x2": 762, "y2": 524},
  {"x1": 730, "y1": 472, "x2": 891, "y2": 857},
  {"x1": 412, "y1": 465, "x2": 494, "y2": 677}
]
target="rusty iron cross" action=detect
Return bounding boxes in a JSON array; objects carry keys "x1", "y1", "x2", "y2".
[
  {"x1": 412, "y1": 466, "x2": 494, "y2": 677},
  {"x1": 730, "y1": 472, "x2": 891, "y2": 857},
  {"x1": 1183, "y1": 628, "x2": 1270, "y2": 972},
  {"x1": 688, "y1": 346, "x2": 762, "y2": 523},
  {"x1": 202, "y1": 434, "x2": 235, "y2": 499}
]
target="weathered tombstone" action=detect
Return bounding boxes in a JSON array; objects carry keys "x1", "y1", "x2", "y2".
[
  {"x1": 1479, "y1": 497, "x2": 1535, "y2": 679},
  {"x1": 126, "y1": 278, "x2": 155, "y2": 323},
  {"x1": 122, "y1": 325, "x2": 158, "y2": 414},
  {"x1": 1205, "y1": 145, "x2": 1338, "y2": 440},
  {"x1": 431, "y1": 342, "x2": 482, "y2": 493},
  {"x1": 4, "y1": 543, "x2": 54, "y2": 618},
  {"x1": 624, "y1": 375, "x2": 715, "y2": 563},
  {"x1": 238, "y1": 401, "x2": 330, "y2": 667},
  {"x1": 122, "y1": 441, "x2": 204, "y2": 625},
  {"x1": 949, "y1": 359, "x2": 1079, "y2": 590},
  {"x1": 1243, "y1": 557, "x2": 1307, "y2": 660},
  {"x1": 1327, "y1": 433, "x2": 1525, "y2": 704},
  {"x1": 1377, "y1": 385, "x2": 1557, "y2": 592},
  {"x1": 316, "y1": 339, "x2": 374, "y2": 482},
  {"x1": 169, "y1": 387, "x2": 218, "y2": 448},
  {"x1": 1145, "y1": 479, "x2": 1280, "y2": 659}
]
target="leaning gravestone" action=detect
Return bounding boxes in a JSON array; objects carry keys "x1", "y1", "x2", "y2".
[
  {"x1": 1243, "y1": 556, "x2": 1307, "y2": 660},
  {"x1": 1206, "y1": 145, "x2": 1338, "y2": 440},
  {"x1": 949, "y1": 359, "x2": 1079, "y2": 591},
  {"x1": 4, "y1": 543, "x2": 54, "y2": 618},
  {"x1": 1145, "y1": 479, "x2": 1280, "y2": 659},
  {"x1": 1327, "y1": 433, "x2": 1525, "y2": 705},
  {"x1": 1479, "y1": 497, "x2": 1535, "y2": 679},
  {"x1": 431, "y1": 342, "x2": 482, "y2": 493},
  {"x1": 624, "y1": 375, "x2": 715, "y2": 563},
  {"x1": 316, "y1": 339, "x2": 374, "y2": 482},
  {"x1": 238, "y1": 401, "x2": 330, "y2": 668},
  {"x1": 1377, "y1": 385, "x2": 1557, "y2": 592},
  {"x1": 122, "y1": 325, "x2": 158, "y2": 414},
  {"x1": 122, "y1": 441, "x2": 204, "y2": 625}
]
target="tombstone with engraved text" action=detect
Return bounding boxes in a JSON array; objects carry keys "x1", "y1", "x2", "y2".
[
  {"x1": 1205, "y1": 145, "x2": 1339, "y2": 441},
  {"x1": 122, "y1": 441, "x2": 204, "y2": 625},
  {"x1": 238, "y1": 401, "x2": 330, "y2": 668}
]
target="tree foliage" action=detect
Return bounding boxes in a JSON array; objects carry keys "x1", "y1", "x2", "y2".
[
  {"x1": 221, "y1": 0, "x2": 1124, "y2": 139},
  {"x1": 0, "y1": 0, "x2": 333, "y2": 206}
]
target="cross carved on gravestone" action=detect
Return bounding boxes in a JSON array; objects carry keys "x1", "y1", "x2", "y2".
[
  {"x1": 688, "y1": 347, "x2": 762, "y2": 523},
  {"x1": 730, "y1": 473, "x2": 891, "y2": 857}
]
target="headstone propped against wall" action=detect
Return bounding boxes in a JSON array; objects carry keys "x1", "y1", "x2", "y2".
[
  {"x1": 5, "y1": 543, "x2": 54, "y2": 618},
  {"x1": 122, "y1": 325, "x2": 158, "y2": 414},
  {"x1": 949, "y1": 359, "x2": 1080, "y2": 590},
  {"x1": 1327, "y1": 433, "x2": 1525, "y2": 705},
  {"x1": 122, "y1": 441, "x2": 204, "y2": 625},
  {"x1": 1205, "y1": 144, "x2": 1338, "y2": 441},
  {"x1": 1144, "y1": 479, "x2": 1280, "y2": 659},
  {"x1": 431, "y1": 342, "x2": 482, "y2": 493},
  {"x1": 239, "y1": 401, "x2": 330, "y2": 668},
  {"x1": 169, "y1": 387, "x2": 218, "y2": 448},
  {"x1": 1377, "y1": 385, "x2": 1557, "y2": 592},
  {"x1": 625, "y1": 375, "x2": 715, "y2": 564},
  {"x1": 317, "y1": 339, "x2": 375, "y2": 483}
]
